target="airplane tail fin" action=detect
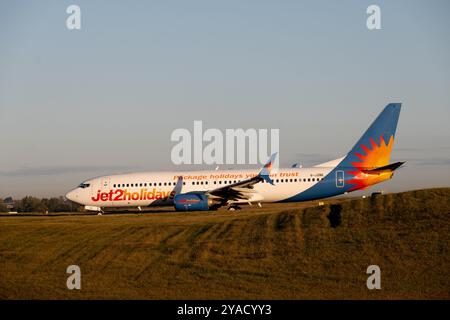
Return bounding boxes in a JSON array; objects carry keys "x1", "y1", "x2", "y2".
[
  {"x1": 339, "y1": 103, "x2": 401, "y2": 170},
  {"x1": 335, "y1": 103, "x2": 402, "y2": 191},
  {"x1": 280, "y1": 103, "x2": 402, "y2": 200}
]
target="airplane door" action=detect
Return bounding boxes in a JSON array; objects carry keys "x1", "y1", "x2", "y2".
[
  {"x1": 91, "y1": 178, "x2": 112, "y2": 206},
  {"x1": 101, "y1": 178, "x2": 110, "y2": 191},
  {"x1": 91, "y1": 178, "x2": 110, "y2": 195},
  {"x1": 336, "y1": 170, "x2": 345, "y2": 188},
  {"x1": 102, "y1": 178, "x2": 112, "y2": 205}
]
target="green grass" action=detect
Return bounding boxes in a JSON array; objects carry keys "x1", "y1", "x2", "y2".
[{"x1": 0, "y1": 188, "x2": 449, "y2": 299}]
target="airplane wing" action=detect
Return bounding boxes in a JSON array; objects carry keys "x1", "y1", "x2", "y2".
[{"x1": 204, "y1": 153, "x2": 278, "y2": 205}]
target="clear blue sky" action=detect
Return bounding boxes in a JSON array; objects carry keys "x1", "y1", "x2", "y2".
[{"x1": 1, "y1": 0, "x2": 450, "y2": 197}]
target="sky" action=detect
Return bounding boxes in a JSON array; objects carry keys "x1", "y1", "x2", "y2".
[{"x1": 1, "y1": 0, "x2": 450, "y2": 198}]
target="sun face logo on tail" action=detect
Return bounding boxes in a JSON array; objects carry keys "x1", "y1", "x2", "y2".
[{"x1": 347, "y1": 135, "x2": 395, "y2": 191}]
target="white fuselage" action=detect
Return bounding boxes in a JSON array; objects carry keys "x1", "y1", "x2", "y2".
[{"x1": 66, "y1": 167, "x2": 334, "y2": 208}]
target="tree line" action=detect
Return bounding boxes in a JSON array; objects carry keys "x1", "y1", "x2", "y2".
[{"x1": 0, "y1": 196, "x2": 82, "y2": 213}]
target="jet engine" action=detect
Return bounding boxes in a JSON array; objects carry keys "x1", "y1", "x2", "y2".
[{"x1": 173, "y1": 193, "x2": 219, "y2": 211}]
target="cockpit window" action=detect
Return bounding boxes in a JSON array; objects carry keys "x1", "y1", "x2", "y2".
[{"x1": 78, "y1": 183, "x2": 91, "y2": 189}]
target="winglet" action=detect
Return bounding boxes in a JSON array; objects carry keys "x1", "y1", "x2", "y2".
[{"x1": 259, "y1": 153, "x2": 277, "y2": 185}]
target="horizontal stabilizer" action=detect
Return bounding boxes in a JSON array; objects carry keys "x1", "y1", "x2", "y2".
[{"x1": 362, "y1": 161, "x2": 405, "y2": 173}]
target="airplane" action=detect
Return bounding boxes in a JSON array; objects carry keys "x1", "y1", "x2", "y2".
[{"x1": 65, "y1": 103, "x2": 403, "y2": 212}]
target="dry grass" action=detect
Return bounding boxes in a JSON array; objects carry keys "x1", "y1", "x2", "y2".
[{"x1": 0, "y1": 189, "x2": 449, "y2": 299}]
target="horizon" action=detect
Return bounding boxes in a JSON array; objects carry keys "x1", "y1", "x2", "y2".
[{"x1": 1, "y1": 0, "x2": 450, "y2": 198}]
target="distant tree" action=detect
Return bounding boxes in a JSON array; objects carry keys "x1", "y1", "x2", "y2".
[
  {"x1": 13, "y1": 196, "x2": 82, "y2": 213},
  {"x1": 18, "y1": 196, "x2": 48, "y2": 213},
  {"x1": 0, "y1": 201, "x2": 7, "y2": 213},
  {"x1": 41, "y1": 198, "x2": 59, "y2": 212},
  {"x1": 41, "y1": 196, "x2": 81, "y2": 212}
]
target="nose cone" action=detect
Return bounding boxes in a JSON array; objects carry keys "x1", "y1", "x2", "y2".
[{"x1": 65, "y1": 189, "x2": 79, "y2": 203}]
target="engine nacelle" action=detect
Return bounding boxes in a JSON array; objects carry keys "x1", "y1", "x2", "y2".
[{"x1": 173, "y1": 193, "x2": 213, "y2": 211}]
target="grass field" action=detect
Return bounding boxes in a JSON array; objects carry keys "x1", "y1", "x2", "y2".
[{"x1": 0, "y1": 188, "x2": 449, "y2": 299}]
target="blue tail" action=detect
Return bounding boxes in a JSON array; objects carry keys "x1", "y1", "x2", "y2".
[
  {"x1": 340, "y1": 103, "x2": 401, "y2": 169},
  {"x1": 280, "y1": 103, "x2": 402, "y2": 202}
]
